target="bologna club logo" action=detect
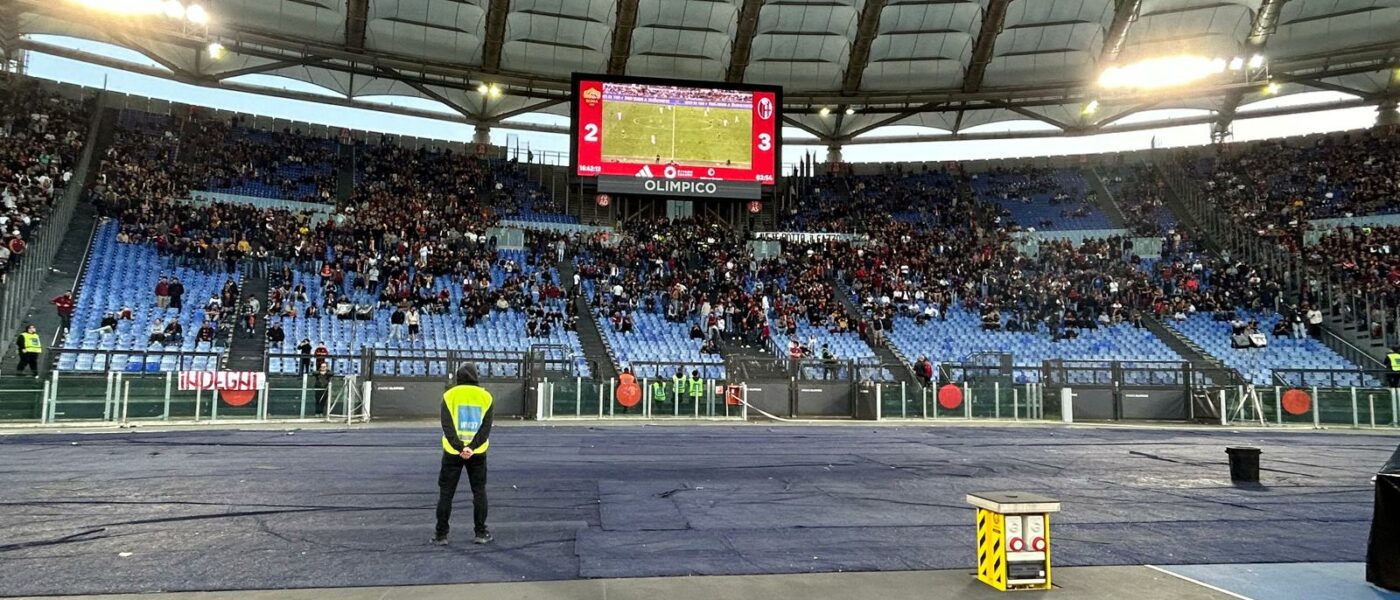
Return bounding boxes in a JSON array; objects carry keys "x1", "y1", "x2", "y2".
[
  {"x1": 757, "y1": 97, "x2": 774, "y2": 120},
  {"x1": 582, "y1": 87, "x2": 602, "y2": 107}
]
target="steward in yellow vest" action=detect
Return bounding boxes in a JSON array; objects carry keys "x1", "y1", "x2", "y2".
[
  {"x1": 433, "y1": 363, "x2": 494, "y2": 546},
  {"x1": 1387, "y1": 350, "x2": 1400, "y2": 388},
  {"x1": 14, "y1": 324, "x2": 40, "y2": 378}
]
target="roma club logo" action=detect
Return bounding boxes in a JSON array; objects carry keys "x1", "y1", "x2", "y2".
[
  {"x1": 756, "y1": 97, "x2": 774, "y2": 120},
  {"x1": 582, "y1": 87, "x2": 602, "y2": 107}
]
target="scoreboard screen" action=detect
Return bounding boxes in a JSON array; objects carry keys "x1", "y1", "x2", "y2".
[{"x1": 572, "y1": 74, "x2": 780, "y2": 186}]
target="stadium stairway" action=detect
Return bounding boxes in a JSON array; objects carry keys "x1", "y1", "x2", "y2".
[
  {"x1": 558, "y1": 258, "x2": 616, "y2": 381},
  {"x1": 14, "y1": 106, "x2": 112, "y2": 366},
  {"x1": 717, "y1": 337, "x2": 787, "y2": 380},
  {"x1": 831, "y1": 278, "x2": 918, "y2": 385},
  {"x1": 1142, "y1": 316, "x2": 1243, "y2": 381},
  {"x1": 336, "y1": 142, "x2": 355, "y2": 202},
  {"x1": 1150, "y1": 159, "x2": 1228, "y2": 256},
  {"x1": 223, "y1": 271, "x2": 268, "y2": 371},
  {"x1": 1085, "y1": 167, "x2": 1130, "y2": 228}
]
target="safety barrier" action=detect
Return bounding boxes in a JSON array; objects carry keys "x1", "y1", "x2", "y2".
[
  {"x1": 539, "y1": 376, "x2": 746, "y2": 420},
  {"x1": 1213, "y1": 383, "x2": 1399, "y2": 429},
  {"x1": 6, "y1": 371, "x2": 370, "y2": 425},
  {"x1": 875, "y1": 381, "x2": 1048, "y2": 421}
]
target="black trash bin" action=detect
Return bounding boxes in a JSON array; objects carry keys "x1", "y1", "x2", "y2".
[{"x1": 1225, "y1": 447, "x2": 1261, "y2": 482}]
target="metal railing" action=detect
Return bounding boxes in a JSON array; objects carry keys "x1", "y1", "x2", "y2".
[
  {"x1": 874, "y1": 380, "x2": 1047, "y2": 421},
  {"x1": 539, "y1": 375, "x2": 745, "y2": 420}
]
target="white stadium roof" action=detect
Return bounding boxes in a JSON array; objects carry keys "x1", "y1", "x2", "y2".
[{"x1": 8, "y1": 0, "x2": 1400, "y2": 144}]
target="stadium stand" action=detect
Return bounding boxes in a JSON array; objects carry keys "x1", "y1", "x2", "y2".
[
  {"x1": 969, "y1": 167, "x2": 1112, "y2": 231},
  {"x1": 1102, "y1": 165, "x2": 1178, "y2": 236},
  {"x1": 179, "y1": 116, "x2": 338, "y2": 203},
  {"x1": 0, "y1": 82, "x2": 90, "y2": 281},
  {"x1": 56, "y1": 221, "x2": 230, "y2": 372}
]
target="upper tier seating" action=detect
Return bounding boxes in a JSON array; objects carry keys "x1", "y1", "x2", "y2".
[{"x1": 970, "y1": 168, "x2": 1112, "y2": 231}]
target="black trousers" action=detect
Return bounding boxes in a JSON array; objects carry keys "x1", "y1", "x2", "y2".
[
  {"x1": 436, "y1": 451, "x2": 488, "y2": 537},
  {"x1": 16, "y1": 352, "x2": 38, "y2": 375}
]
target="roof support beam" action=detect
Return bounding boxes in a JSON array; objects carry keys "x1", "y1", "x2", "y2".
[
  {"x1": 212, "y1": 57, "x2": 329, "y2": 81},
  {"x1": 1001, "y1": 105, "x2": 1071, "y2": 130},
  {"x1": 1099, "y1": 0, "x2": 1141, "y2": 65},
  {"x1": 842, "y1": 102, "x2": 942, "y2": 139},
  {"x1": 727, "y1": 0, "x2": 764, "y2": 83},
  {"x1": 345, "y1": 0, "x2": 369, "y2": 50},
  {"x1": 962, "y1": 0, "x2": 1010, "y2": 93},
  {"x1": 487, "y1": 98, "x2": 565, "y2": 123},
  {"x1": 377, "y1": 67, "x2": 479, "y2": 118},
  {"x1": 782, "y1": 115, "x2": 830, "y2": 141},
  {"x1": 841, "y1": 0, "x2": 886, "y2": 93},
  {"x1": 1216, "y1": 0, "x2": 1291, "y2": 132},
  {"x1": 607, "y1": 0, "x2": 640, "y2": 75},
  {"x1": 107, "y1": 31, "x2": 197, "y2": 80},
  {"x1": 481, "y1": 0, "x2": 511, "y2": 72},
  {"x1": 1287, "y1": 76, "x2": 1373, "y2": 99},
  {"x1": 1091, "y1": 100, "x2": 1160, "y2": 128}
]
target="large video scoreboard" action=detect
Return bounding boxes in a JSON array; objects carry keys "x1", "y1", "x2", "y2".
[{"x1": 572, "y1": 73, "x2": 781, "y2": 199}]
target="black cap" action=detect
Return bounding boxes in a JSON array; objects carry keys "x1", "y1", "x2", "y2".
[{"x1": 455, "y1": 363, "x2": 479, "y2": 386}]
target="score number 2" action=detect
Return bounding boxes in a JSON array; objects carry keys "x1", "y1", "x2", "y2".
[
  {"x1": 583, "y1": 123, "x2": 599, "y2": 143},
  {"x1": 757, "y1": 133, "x2": 771, "y2": 152}
]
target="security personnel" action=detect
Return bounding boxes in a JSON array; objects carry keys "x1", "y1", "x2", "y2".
[
  {"x1": 1388, "y1": 348, "x2": 1400, "y2": 388},
  {"x1": 15, "y1": 324, "x2": 41, "y2": 378},
  {"x1": 672, "y1": 368, "x2": 686, "y2": 403},
  {"x1": 651, "y1": 378, "x2": 668, "y2": 404},
  {"x1": 433, "y1": 364, "x2": 493, "y2": 545},
  {"x1": 688, "y1": 369, "x2": 704, "y2": 405}
]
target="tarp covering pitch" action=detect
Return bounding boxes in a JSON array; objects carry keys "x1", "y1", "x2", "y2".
[{"x1": 1367, "y1": 443, "x2": 1400, "y2": 591}]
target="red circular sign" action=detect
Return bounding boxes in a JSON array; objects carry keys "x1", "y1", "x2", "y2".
[
  {"x1": 747, "y1": 201, "x2": 762, "y2": 214},
  {"x1": 596, "y1": 193, "x2": 611, "y2": 207},
  {"x1": 1281, "y1": 389, "x2": 1311, "y2": 415},
  {"x1": 220, "y1": 389, "x2": 256, "y2": 407},
  {"x1": 937, "y1": 384, "x2": 963, "y2": 410}
]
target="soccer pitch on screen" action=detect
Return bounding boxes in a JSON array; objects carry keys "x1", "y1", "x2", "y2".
[{"x1": 601, "y1": 100, "x2": 753, "y2": 169}]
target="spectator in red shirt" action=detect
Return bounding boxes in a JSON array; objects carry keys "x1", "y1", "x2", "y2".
[
  {"x1": 154, "y1": 276, "x2": 170, "y2": 309},
  {"x1": 50, "y1": 292, "x2": 75, "y2": 331}
]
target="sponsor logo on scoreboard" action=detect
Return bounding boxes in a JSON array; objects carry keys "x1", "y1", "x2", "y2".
[{"x1": 582, "y1": 87, "x2": 602, "y2": 107}]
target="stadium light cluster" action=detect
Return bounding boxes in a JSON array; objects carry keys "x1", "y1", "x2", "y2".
[
  {"x1": 477, "y1": 83, "x2": 502, "y2": 98},
  {"x1": 1098, "y1": 54, "x2": 1267, "y2": 90},
  {"x1": 69, "y1": 0, "x2": 211, "y2": 24}
]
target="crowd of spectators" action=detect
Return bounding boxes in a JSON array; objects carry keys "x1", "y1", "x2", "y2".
[
  {"x1": 1193, "y1": 131, "x2": 1400, "y2": 244},
  {"x1": 0, "y1": 81, "x2": 90, "y2": 282},
  {"x1": 179, "y1": 114, "x2": 338, "y2": 203},
  {"x1": 1103, "y1": 165, "x2": 1176, "y2": 236}
]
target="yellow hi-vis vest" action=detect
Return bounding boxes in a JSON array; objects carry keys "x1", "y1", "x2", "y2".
[
  {"x1": 651, "y1": 381, "x2": 667, "y2": 402},
  {"x1": 441, "y1": 384, "x2": 492, "y2": 455},
  {"x1": 1389, "y1": 353, "x2": 1400, "y2": 372},
  {"x1": 689, "y1": 377, "x2": 704, "y2": 398},
  {"x1": 21, "y1": 332, "x2": 41, "y2": 353}
]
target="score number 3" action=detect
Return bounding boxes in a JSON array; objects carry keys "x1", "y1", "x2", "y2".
[{"x1": 757, "y1": 133, "x2": 772, "y2": 152}]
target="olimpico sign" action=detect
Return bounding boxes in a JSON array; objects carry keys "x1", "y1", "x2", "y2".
[{"x1": 597, "y1": 175, "x2": 761, "y2": 200}]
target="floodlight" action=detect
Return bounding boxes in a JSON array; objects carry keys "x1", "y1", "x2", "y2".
[
  {"x1": 844, "y1": 107, "x2": 854, "y2": 115},
  {"x1": 1264, "y1": 82, "x2": 1280, "y2": 95},
  {"x1": 186, "y1": 4, "x2": 208, "y2": 24},
  {"x1": 1082, "y1": 100, "x2": 1099, "y2": 115},
  {"x1": 1249, "y1": 54, "x2": 1265, "y2": 69},
  {"x1": 1229, "y1": 57, "x2": 1244, "y2": 71},
  {"x1": 1098, "y1": 56, "x2": 1221, "y2": 90},
  {"x1": 207, "y1": 41, "x2": 224, "y2": 60},
  {"x1": 819, "y1": 107, "x2": 830, "y2": 116},
  {"x1": 163, "y1": 0, "x2": 184, "y2": 19}
]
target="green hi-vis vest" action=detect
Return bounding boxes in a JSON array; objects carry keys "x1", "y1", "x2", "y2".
[
  {"x1": 21, "y1": 332, "x2": 41, "y2": 353},
  {"x1": 673, "y1": 375, "x2": 685, "y2": 394},
  {"x1": 441, "y1": 384, "x2": 493, "y2": 455},
  {"x1": 651, "y1": 381, "x2": 667, "y2": 402},
  {"x1": 1389, "y1": 353, "x2": 1400, "y2": 372},
  {"x1": 688, "y1": 377, "x2": 704, "y2": 398}
]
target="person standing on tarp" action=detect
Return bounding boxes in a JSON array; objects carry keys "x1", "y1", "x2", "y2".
[{"x1": 433, "y1": 364, "x2": 494, "y2": 546}]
